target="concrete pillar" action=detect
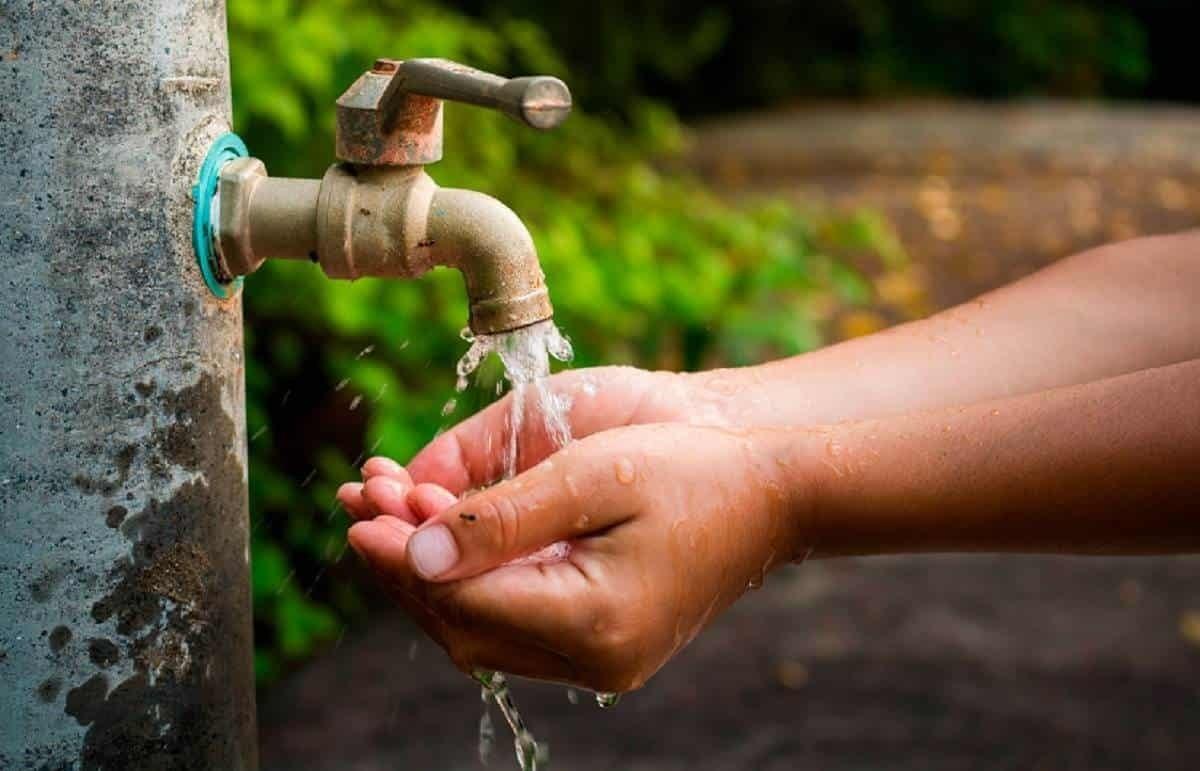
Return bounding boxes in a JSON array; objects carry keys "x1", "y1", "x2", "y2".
[{"x1": 0, "y1": 1, "x2": 256, "y2": 768}]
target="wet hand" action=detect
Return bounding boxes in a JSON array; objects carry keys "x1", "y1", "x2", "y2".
[
  {"x1": 337, "y1": 365, "x2": 699, "y2": 521},
  {"x1": 345, "y1": 423, "x2": 808, "y2": 693},
  {"x1": 404, "y1": 366, "x2": 708, "y2": 496}
]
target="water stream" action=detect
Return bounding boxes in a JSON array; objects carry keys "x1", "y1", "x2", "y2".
[
  {"x1": 452, "y1": 319, "x2": 626, "y2": 768},
  {"x1": 454, "y1": 320, "x2": 573, "y2": 770}
]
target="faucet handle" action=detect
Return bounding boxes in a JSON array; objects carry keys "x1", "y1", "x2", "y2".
[
  {"x1": 394, "y1": 58, "x2": 571, "y2": 130},
  {"x1": 335, "y1": 57, "x2": 572, "y2": 166}
]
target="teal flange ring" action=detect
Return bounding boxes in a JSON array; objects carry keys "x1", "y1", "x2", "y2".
[{"x1": 193, "y1": 132, "x2": 249, "y2": 298}]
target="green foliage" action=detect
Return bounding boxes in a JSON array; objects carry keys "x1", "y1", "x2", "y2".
[
  {"x1": 229, "y1": 0, "x2": 896, "y2": 682},
  {"x1": 457, "y1": 0, "x2": 1152, "y2": 116}
]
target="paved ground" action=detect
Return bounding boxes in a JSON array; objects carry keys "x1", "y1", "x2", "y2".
[{"x1": 260, "y1": 103, "x2": 1200, "y2": 770}]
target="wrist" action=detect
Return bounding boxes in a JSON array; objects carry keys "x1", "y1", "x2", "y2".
[
  {"x1": 678, "y1": 366, "x2": 767, "y2": 427},
  {"x1": 751, "y1": 425, "x2": 833, "y2": 563}
]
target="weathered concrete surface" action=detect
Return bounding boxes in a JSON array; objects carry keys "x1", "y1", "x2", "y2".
[{"x1": 0, "y1": 2, "x2": 256, "y2": 769}]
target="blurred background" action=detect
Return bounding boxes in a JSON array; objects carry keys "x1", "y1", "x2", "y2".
[{"x1": 231, "y1": 2, "x2": 1200, "y2": 768}]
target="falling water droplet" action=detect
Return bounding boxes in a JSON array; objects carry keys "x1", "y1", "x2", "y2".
[
  {"x1": 356, "y1": 344, "x2": 375, "y2": 359},
  {"x1": 274, "y1": 568, "x2": 295, "y2": 595},
  {"x1": 565, "y1": 688, "x2": 579, "y2": 705},
  {"x1": 300, "y1": 469, "x2": 316, "y2": 487},
  {"x1": 335, "y1": 378, "x2": 349, "y2": 391},
  {"x1": 250, "y1": 426, "x2": 267, "y2": 442},
  {"x1": 441, "y1": 398, "x2": 457, "y2": 417},
  {"x1": 595, "y1": 692, "x2": 621, "y2": 709},
  {"x1": 349, "y1": 395, "x2": 363, "y2": 411},
  {"x1": 478, "y1": 709, "x2": 495, "y2": 765}
]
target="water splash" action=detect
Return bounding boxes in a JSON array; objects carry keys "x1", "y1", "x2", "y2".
[
  {"x1": 595, "y1": 692, "x2": 621, "y2": 709},
  {"x1": 455, "y1": 320, "x2": 574, "y2": 483}
]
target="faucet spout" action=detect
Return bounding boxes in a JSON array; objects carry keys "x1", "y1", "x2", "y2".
[{"x1": 424, "y1": 187, "x2": 552, "y2": 335}]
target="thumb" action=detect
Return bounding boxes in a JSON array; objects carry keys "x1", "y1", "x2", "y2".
[{"x1": 405, "y1": 442, "x2": 632, "y2": 581}]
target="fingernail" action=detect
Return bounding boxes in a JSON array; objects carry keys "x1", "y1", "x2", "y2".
[
  {"x1": 408, "y1": 524, "x2": 459, "y2": 579},
  {"x1": 363, "y1": 457, "x2": 402, "y2": 477}
]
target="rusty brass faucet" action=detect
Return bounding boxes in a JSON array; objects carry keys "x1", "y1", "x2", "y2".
[{"x1": 211, "y1": 58, "x2": 571, "y2": 334}]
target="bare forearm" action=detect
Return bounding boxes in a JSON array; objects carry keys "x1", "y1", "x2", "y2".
[
  {"x1": 697, "y1": 231, "x2": 1200, "y2": 427},
  {"x1": 784, "y1": 358, "x2": 1200, "y2": 556}
]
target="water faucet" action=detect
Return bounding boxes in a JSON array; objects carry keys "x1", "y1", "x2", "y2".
[{"x1": 202, "y1": 58, "x2": 571, "y2": 334}]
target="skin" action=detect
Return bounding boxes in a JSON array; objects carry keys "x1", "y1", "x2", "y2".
[{"x1": 338, "y1": 230, "x2": 1200, "y2": 692}]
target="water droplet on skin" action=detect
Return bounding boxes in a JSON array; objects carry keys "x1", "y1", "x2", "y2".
[
  {"x1": 991, "y1": 409, "x2": 1001, "y2": 416},
  {"x1": 614, "y1": 457, "x2": 636, "y2": 485}
]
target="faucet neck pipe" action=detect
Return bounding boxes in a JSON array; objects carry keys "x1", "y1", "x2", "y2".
[
  {"x1": 220, "y1": 161, "x2": 553, "y2": 334},
  {"x1": 246, "y1": 177, "x2": 321, "y2": 262}
]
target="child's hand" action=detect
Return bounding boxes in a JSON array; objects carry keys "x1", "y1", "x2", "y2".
[{"x1": 343, "y1": 423, "x2": 807, "y2": 693}]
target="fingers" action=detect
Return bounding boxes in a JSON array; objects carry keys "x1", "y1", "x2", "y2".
[
  {"x1": 407, "y1": 368, "x2": 658, "y2": 494},
  {"x1": 339, "y1": 457, "x2": 415, "y2": 522},
  {"x1": 406, "y1": 440, "x2": 633, "y2": 582},
  {"x1": 348, "y1": 515, "x2": 416, "y2": 559},
  {"x1": 408, "y1": 483, "x2": 458, "y2": 521},
  {"x1": 362, "y1": 456, "x2": 412, "y2": 483},
  {"x1": 362, "y1": 476, "x2": 420, "y2": 525},
  {"x1": 337, "y1": 482, "x2": 370, "y2": 519}
]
